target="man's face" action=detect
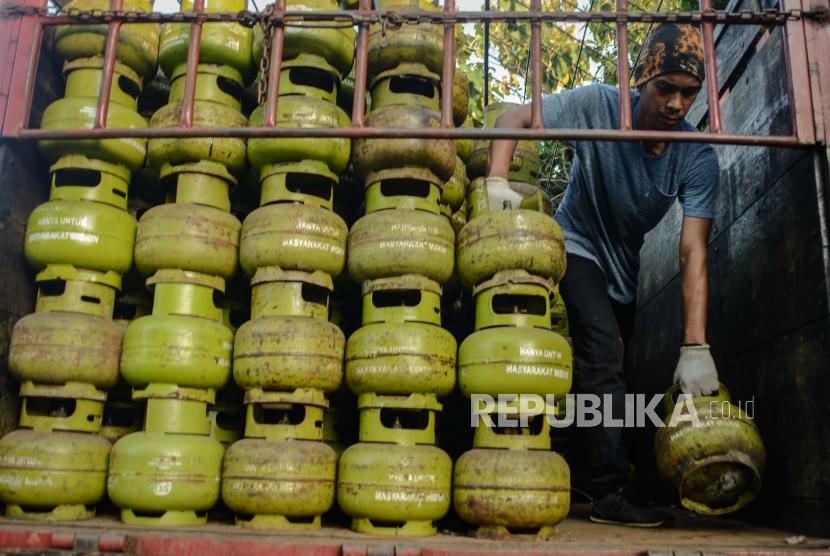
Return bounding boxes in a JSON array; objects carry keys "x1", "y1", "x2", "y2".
[{"x1": 637, "y1": 72, "x2": 702, "y2": 131}]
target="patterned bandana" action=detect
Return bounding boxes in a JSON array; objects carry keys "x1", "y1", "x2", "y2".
[{"x1": 633, "y1": 23, "x2": 705, "y2": 87}]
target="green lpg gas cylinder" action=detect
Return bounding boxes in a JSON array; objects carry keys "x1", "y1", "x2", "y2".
[
  {"x1": 456, "y1": 178, "x2": 566, "y2": 289},
  {"x1": 442, "y1": 156, "x2": 468, "y2": 211},
  {"x1": 252, "y1": 0, "x2": 355, "y2": 79},
  {"x1": 454, "y1": 398, "x2": 570, "y2": 538},
  {"x1": 655, "y1": 385, "x2": 766, "y2": 515},
  {"x1": 248, "y1": 95, "x2": 351, "y2": 177},
  {"x1": 0, "y1": 429, "x2": 111, "y2": 521},
  {"x1": 240, "y1": 163, "x2": 347, "y2": 277},
  {"x1": 458, "y1": 271, "x2": 572, "y2": 397},
  {"x1": 454, "y1": 448, "x2": 570, "y2": 539},
  {"x1": 222, "y1": 390, "x2": 336, "y2": 530},
  {"x1": 159, "y1": 0, "x2": 254, "y2": 82},
  {"x1": 148, "y1": 82, "x2": 248, "y2": 175},
  {"x1": 19, "y1": 381, "x2": 106, "y2": 434},
  {"x1": 338, "y1": 394, "x2": 451, "y2": 536},
  {"x1": 367, "y1": 0, "x2": 443, "y2": 83},
  {"x1": 121, "y1": 270, "x2": 233, "y2": 390},
  {"x1": 362, "y1": 168, "x2": 443, "y2": 215},
  {"x1": 39, "y1": 76, "x2": 148, "y2": 172},
  {"x1": 134, "y1": 200, "x2": 241, "y2": 279},
  {"x1": 233, "y1": 268, "x2": 344, "y2": 392},
  {"x1": 452, "y1": 69, "x2": 469, "y2": 127},
  {"x1": 456, "y1": 115, "x2": 473, "y2": 163},
  {"x1": 9, "y1": 266, "x2": 123, "y2": 388},
  {"x1": 346, "y1": 276, "x2": 456, "y2": 396},
  {"x1": 62, "y1": 58, "x2": 144, "y2": 110},
  {"x1": 108, "y1": 386, "x2": 224, "y2": 526},
  {"x1": 370, "y1": 71, "x2": 441, "y2": 112},
  {"x1": 24, "y1": 193, "x2": 137, "y2": 275},
  {"x1": 54, "y1": 0, "x2": 159, "y2": 78},
  {"x1": 348, "y1": 207, "x2": 455, "y2": 285},
  {"x1": 352, "y1": 105, "x2": 455, "y2": 184}
]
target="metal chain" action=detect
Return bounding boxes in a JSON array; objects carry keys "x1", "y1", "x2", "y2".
[
  {"x1": 257, "y1": 3, "x2": 276, "y2": 106},
  {"x1": 2, "y1": 3, "x2": 827, "y2": 24}
]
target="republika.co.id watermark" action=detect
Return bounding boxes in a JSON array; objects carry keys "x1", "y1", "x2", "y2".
[{"x1": 470, "y1": 393, "x2": 756, "y2": 429}]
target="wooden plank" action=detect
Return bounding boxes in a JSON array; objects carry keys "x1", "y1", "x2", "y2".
[
  {"x1": 714, "y1": 154, "x2": 826, "y2": 355},
  {"x1": 720, "y1": 317, "x2": 830, "y2": 507}
]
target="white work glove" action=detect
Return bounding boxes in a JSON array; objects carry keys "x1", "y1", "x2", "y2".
[
  {"x1": 485, "y1": 176, "x2": 523, "y2": 213},
  {"x1": 673, "y1": 344, "x2": 719, "y2": 397}
]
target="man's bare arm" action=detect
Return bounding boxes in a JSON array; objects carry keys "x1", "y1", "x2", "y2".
[
  {"x1": 679, "y1": 215, "x2": 712, "y2": 344},
  {"x1": 487, "y1": 104, "x2": 532, "y2": 178}
]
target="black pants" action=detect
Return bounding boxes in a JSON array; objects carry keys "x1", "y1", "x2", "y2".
[{"x1": 559, "y1": 254, "x2": 636, "y2": 499}]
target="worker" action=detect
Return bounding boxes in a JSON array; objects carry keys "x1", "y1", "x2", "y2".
[{"x1": 487, "y1": 23, "x2": 720, "y2": 527}]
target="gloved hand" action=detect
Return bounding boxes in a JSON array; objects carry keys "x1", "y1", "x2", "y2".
[
  {"x1": 673, "y1": 344, "x2": 719, "y2": 397},
  {"x1": 485, "y1": 176, "x2": 523, "y2": 213}
]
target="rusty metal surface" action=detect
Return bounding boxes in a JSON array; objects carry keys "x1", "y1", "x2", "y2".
[
  {"x1": 94, "y1": 0, "x2": 124, "y2": 129},
  {"x1": 180, "y1": 0, "x2": 205, "y2": 127},
  {"x1": 2, "y1": 0, "x2": 825, "y2": 145},
  {"x1": 615, "y1": 0, "x2": 632, "y2": 130},
  {"x1": 700, "y1": 0, "x2": 722, "y2": 133},
  {"x1": 10, "y1": 126, "x2": 808, "y2": 145},
  {"x1": 5, "y1": 6, "x2": 826, "y2": 24},
  {"x1": 0, "y1": 506, "x2": 828, "y2": 554}
]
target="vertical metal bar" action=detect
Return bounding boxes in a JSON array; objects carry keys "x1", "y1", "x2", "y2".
[
  {"x1": 483, "y1": 0, "x2": 490, "y2": 107},
  {"x1": 802, "y1": 0, "x2": 829, "y2": 145},
  {"x1": 351, "y1": 0, "x2": 370, "y2": 127},
  {"x1": 529, "y1": 0, "x2": 542, "y2": 128},
  {"x1": 93, "y1": 0, "x2": 123, "y2": 129},
  {"x1": 263, "y1": 0, "x2": 286, "y2": 127},
  {"x1": 440, "y1": 0, "x2": 456, "y2": 127},
  {"x1": 2, "y1": 0, "x2": 44, "y2": 136},
  {"x1": 699, "y1": 0, "x2": 722, "y2": 133},
  {"x1": 781, "y1": 0, "x2": 816, "y2": 144},
  {"x1": 179, "y1": 0, "x2": 205, "y2": 127},
  {"x1": 615, "y1": 0, "x2": 632, "y2": 130}
]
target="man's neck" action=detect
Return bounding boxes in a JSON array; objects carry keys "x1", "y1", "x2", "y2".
[{"x1": 636, "y1": 109, "x2": 668, "y2": 157}]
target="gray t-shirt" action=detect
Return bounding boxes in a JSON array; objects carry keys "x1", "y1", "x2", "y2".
[{"x1": 545, "y1": 83, "x2": 719, "y2": 303}]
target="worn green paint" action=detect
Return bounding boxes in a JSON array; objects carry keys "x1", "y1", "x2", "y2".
[
  {"x1": 168, "y1": 64, "x2": 244, "y2": 110},
  {"x1": 240, "y1": 202, "x2": 347, "y2": 278},
  {"x1": 24, "y1": 198, "x2": 136, "y2": 274},
  {"x1": 0, "y1": 430, "x2": 111, "y2": 521},
  {"x1": 353, "y1": 105, "x2": 456, "y2": 183},
  {"x1": 121, "y1": 273, "x2": 233, "y2": 390},
  {"x1": 346, "y1": 322, "x2": 456, "y2": 396},
  {"x1": 454, "y1": 448, "x2": 570, "y2": 537},
  {"x1": 149, "y1": 101, "x2": 247, "y2": 174},
  {"x1": 248, "y1": 96, "x2": 352, "y2": 176},
  {"x1": 457, "y1": 187, "x2": 566, "y2": 288},
  {"x1": 459, "y1": 327, "x2": 572, "y2": 398},
  {"x1": 39, "y1": 97, "x2": 148, "y2": 172},
  {"x1": 55, "y1": 0, "x2": 159, "y2": 78},
  {"x1": 222, "y1": 438, "x2": 337, "y2": 529},
  {"x1": 348, "y1": 208, "x2": 455, "y2": 285},
  {"x1": 159, "y1": 0, "x2": 253, "y2": 82},
  {"x1": 234, "y1": 315, "x2": 344, "y2": 392},
  {"x1": 134, "y1": 202, "x2": 241, "y2": 278},
  {"x1": 370, "y1": 74, "x2": 441, "y2": 113},
  {"x1": 655, "y1": 385, "x2": 766, "y2": 515},
  {"x1": 63, "y1": 60, "x2": 143, "y2": 110},
  {"x1": 48, "y1": 155, "x2": 131, "y2": 209},
  {"x1": 253, "y1": 0, "x2": 355, "y2": 79},
  {"x1": 367, "y1": 0, "x2": 443, "y2": 84},
  {"x1": 442, "y1": 156, "x2": 468, "y2": 211},
  {"x1": 338, "y1": 442, "x2": 452, "y2": 536}
]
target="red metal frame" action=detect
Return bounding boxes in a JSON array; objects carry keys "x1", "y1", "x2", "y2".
[
  {"x1": 0, "y1": 0, "x2": 824, "y2": 147},
  {"x1": 1, "y1": 0, "x2": 44, "y2": 137}
]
